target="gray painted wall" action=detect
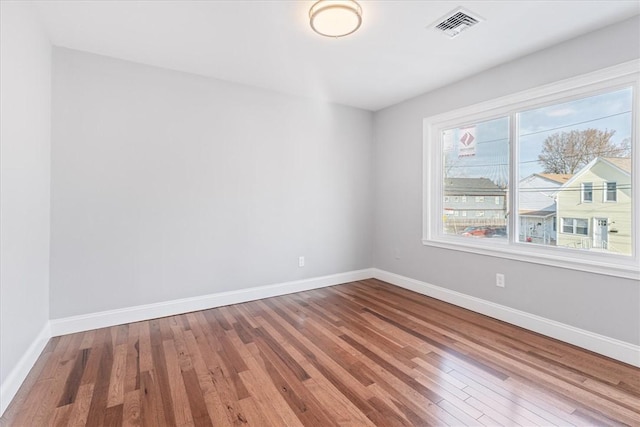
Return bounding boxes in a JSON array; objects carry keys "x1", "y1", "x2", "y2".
[
  {"x1": 373, "y1": 16, "x2": 640, "y2": 345},
  {"x1": 0, "y1": 2, "x2": 51, "y2": 385},
  {"x1": 50, "y1": 48, "x2": 373, "y2": 318}
]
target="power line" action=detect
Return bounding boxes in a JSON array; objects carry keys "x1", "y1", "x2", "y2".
[
  {"x1": 445, "y1": 151, "x2": 629, "y2": 169},
  {"x1": 519, "y1": 110, "x2": 631, "y2": 138},
  {"x1": 446, "y1": 109, "x2": 631, "y2": 145}
]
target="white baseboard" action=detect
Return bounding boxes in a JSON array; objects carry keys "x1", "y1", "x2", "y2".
[
  {"x1": 50, "y1": 269, "x2": 374, "y2": 337},
  {"x1": 372, "y1": 268, "x2": 640, "y2": 368},
  {"x1": 0, "y1": 322, "x2": 52, "y2": 416}
]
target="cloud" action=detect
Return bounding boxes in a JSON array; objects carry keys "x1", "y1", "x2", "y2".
[{"x1": 546, "y1": 107, "x2": 575, "y2": 117}]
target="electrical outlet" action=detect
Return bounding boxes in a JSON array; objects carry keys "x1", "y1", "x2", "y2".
[
  {"x1": 298, "y1": 256, "x2": 305, "y2": 267},
  {"x1": 496, "y1": 273, "x2": 505, "y2": 288}
]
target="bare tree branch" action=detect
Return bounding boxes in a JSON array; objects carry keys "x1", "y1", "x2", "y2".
[{"x1": 538, "y1": 129, "x2": 629, "y2": 174}]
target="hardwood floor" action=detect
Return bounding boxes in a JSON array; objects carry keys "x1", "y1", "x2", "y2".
[{"x1": 2, "y1": 279, "x2": 639, "y2": 426}]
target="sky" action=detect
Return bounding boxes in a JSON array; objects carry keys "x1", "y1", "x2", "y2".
[{"x1": 443, "y1": 86, "x2": 633, "y2": 185}]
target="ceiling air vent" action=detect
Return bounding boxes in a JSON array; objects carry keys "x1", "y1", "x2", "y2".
[{"x1": 431, "y1": 8, "x2": 484, "y2": 39}]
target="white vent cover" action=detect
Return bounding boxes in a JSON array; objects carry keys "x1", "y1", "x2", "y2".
[{"x1": 430, "y1": 7, "x2": 484, "y2": 39}]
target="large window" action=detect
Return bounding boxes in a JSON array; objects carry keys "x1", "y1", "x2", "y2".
[{"x1": 423, "y1": 61, "x2": 639, "y2": 279}]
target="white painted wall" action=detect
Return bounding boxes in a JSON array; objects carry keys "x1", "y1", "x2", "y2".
[
  {"x1": 50, "y1": 48, "x2": 373, "y2": 318},
  {"x1": 0, "y1": 0, "x2": 52, "y2": 409},
  {"x1": 373, "y1": 15, "x2": 640, "y2": 345}
]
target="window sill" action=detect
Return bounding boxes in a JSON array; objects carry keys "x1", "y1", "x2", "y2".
[{"x1": 422, "y1": 237, "x2": 639, "y2": 280}]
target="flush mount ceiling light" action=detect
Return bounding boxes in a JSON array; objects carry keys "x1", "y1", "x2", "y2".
[{"x1": 309, "y1": 0, "x2": 362, "y2": 38}]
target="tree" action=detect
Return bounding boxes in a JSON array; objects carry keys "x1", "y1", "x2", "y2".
[{"x1": 538, "y1": 128, "x2": 630, "y2": 174}]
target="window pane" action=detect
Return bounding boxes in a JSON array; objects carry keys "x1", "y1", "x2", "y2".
[
  {"x1": 606, "y1": 182, "x2": 617, "y2": 202},
  {"x1": 582, "y1": 183, "x2": 593, "y2": 202},
  {"x1": 517, "y1": 88, "x2": 633, "y2": 255},
  {"x1": 576, "y1": 219, "x2": 589, "y2": 235},
  {"x1": 442, "y1": 117, "x2": 509, "y2": 239}
]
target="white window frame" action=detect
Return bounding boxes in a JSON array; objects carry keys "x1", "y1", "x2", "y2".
[
  {"x1": 423, "y1": 60, "x2": 639, "y2": 279},
  {"x1": 581, "y1": 182, "x2": 593, "y2": 203},
  {"x1": 561, "y1": 218, "x2": 589, "y2": 236},
  {"x1": 604, "y1": 181, "x2": 617, "y2": 202}
]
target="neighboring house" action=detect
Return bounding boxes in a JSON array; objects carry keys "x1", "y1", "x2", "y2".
[
  {"x1": 443, "y1": 177, "x2": 507, "y2": 233},
  {"x1": 555, "y1": 157, "x2": 631, "y2": 254},
  {"x1": 518, "y1": 173, "x2": 571, "y2": 245}
]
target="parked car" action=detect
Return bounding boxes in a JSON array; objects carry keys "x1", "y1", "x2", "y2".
[
  {"x1": 461, "y1": 227, "x2": 494, "y2": 237},
  {"x1": 491, "y1": 227, "x2": 507, "y2": 237}
]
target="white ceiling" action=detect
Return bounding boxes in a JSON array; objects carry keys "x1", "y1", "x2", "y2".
[{"x1": 33, "y1": 0, "x2": 639, "y2": 111}]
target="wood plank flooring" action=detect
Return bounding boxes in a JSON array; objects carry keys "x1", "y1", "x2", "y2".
[{"x1": 2, "y1": 279, "x2": 639, "y2": 426}]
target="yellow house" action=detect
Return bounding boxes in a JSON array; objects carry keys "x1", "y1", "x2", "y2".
[{"x1": 555, "y1": 157, "x2": 631, "y2": 255}]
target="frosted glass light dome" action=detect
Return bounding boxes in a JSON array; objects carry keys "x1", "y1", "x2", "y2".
[{"x1": 309, "y1": 0, "x2": 362, "y2": 38}]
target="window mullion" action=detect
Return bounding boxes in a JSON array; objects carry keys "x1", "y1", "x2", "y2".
[{"x1": 510, "y1": 112, "x2": 518, "y2": 245}]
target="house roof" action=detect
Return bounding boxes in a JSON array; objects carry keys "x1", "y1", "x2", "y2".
[
  {"x1": 519, "y1": 210, "x2": 555, "y2": 218},
  {"x1": 535, "y1": 173, "x2": 573, "y2": 184},
  {"x1": 555, "y1": 157, "x2": 631, "y2": 193},
  {"x1": 603, "y1": 157, "x2": 631, "y2": 173},
  {"x1": 444, "y1": 178, "x2": 505, "y2": 195}
]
